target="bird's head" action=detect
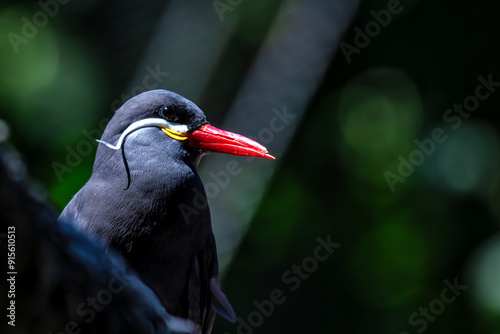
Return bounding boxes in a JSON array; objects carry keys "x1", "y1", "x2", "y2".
[{"x1": 97, "y1": 90, "x2": 275, "y2": 162}]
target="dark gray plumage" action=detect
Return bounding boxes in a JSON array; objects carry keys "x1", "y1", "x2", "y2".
[
  {"x1": 0, "y1": 144, "x2": 194, "y2": 334},
  {"x1": 60, "y1": 90, "x2": 239, "y2": 333}
]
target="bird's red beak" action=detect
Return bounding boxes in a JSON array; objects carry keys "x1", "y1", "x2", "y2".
[{"x1": 186, "y1": 124, "x2": 275, "y2": 160}]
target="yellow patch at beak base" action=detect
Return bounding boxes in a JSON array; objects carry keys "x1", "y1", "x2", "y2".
[{"x1": 161, "y1": 128, "x2": 188, "y2": 141}]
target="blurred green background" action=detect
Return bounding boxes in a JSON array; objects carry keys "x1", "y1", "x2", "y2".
[{"x1": 1, "y1": 0, "x2": 500, "y2": 333}]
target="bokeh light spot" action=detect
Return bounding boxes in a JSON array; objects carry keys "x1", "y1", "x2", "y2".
[
  {"x1": 0, "y1": 119, "x2": 10, "y2": 142},
  {"x1": 350, "y1": 214, "x2": 428, "y2": 309},
  {"x1": 435, "y1": 122, "x2": 500, "y2": 195},
  {"x1": 467, "y1": 233, "x2": 500, "y2": 317},
  {"x1": 338, "y1": 67, "x2": 423, "y2": 186},
  {"x1": 0, "y1": 8, "x2": 59, "y2": 101}
]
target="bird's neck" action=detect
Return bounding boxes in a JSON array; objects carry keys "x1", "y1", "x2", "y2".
[{"x1": 91, "y1": 134, "x2": 209, "y2": 225}]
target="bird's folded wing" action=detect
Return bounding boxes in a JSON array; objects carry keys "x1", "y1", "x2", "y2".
[{"x1": 210, "y1": 278, "x2": 236, "y2": 322}]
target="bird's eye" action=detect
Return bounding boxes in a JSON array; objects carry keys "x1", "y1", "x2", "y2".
[{"x1": 161, "y1": 106, "x2": 178, "y2": 122}]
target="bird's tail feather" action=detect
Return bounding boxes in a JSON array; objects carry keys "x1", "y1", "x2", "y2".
[{"x1": 210, "y1": 279, "x2": 236, "y2": 323}]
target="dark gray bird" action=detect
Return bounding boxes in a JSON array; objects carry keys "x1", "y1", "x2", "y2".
[
  {"x1": 0, "y1": 144, "x2": 194, "y2": 334},
  {"x1": 59, "y1": 90, "x2": 274, "y2": 333}
]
